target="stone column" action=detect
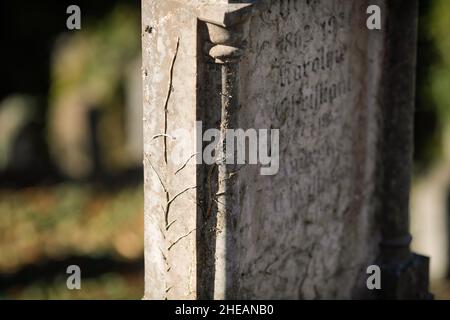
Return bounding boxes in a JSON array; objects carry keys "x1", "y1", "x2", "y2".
[
  {"x1": 378, "y1": 0, "x2": 432, "y2": 300},
  {"x1": 197, "y1": 2, "x2": 256, "y2": 299}
]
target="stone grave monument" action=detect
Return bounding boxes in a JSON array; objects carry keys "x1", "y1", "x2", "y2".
[{"x1": 142, "y1": 0, "x2": 430, "y2": 299}]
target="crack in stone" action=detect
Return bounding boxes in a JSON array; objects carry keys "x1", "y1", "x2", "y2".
[
  {"x1": 175, "y1": 153, "x2": 198, "y2": 175},
  {"x1": 168, "y1": 228, "x2": 197, "y2": 251},
  {"x1": 163, "y1": 37, "x2": 180, "y2": 164}
]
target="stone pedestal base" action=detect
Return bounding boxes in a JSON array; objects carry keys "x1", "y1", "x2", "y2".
[{"x1": 380, "y1": 254, "x2": 433, "y2": 300}]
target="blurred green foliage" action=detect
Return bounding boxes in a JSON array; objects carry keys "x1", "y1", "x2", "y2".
[
  {"x1": 429, "y1": 0, "x2": 450, "y2": 121},
  {"x1": 50, "y1": 5, "x2": 140, "y2": 107},
  {"x1": 0, "y1": 184, "x2": 144, "y2": 299},
  {"x1": 10, "y1": 272, "x2": 142, "y2": 300},
  {"x1": 48, "y1": 4, "x2": 141, "y2": 178},
  {"x1": 415, "y1": 0, "x2": 450, "y2": 174}
]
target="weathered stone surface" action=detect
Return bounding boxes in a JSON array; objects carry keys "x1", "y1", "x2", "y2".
[
  {"x1": 222, "y1": 0, "x2": 383, "y2": 299},
  {"x1": 143, "y1": 0, "x2": 429, "y2": 300},
  {"x1": 142, "y1": 0, "x2": 199, "y2": 300}
]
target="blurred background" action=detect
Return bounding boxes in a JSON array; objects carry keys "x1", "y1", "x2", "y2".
[
  {"x1": 0, "y1": 1, "x2": 143, "y2": 299},
  {"x1": 412, "y1": 0, "x2": 450, "y2": 300},
  {"x1": 0, "y1": 0, "x2": 450, "y2": 299}
]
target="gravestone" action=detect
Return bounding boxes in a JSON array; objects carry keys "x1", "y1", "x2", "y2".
[{"x1": 142, "y1": 0, "x2": 430, "y2": 299}]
